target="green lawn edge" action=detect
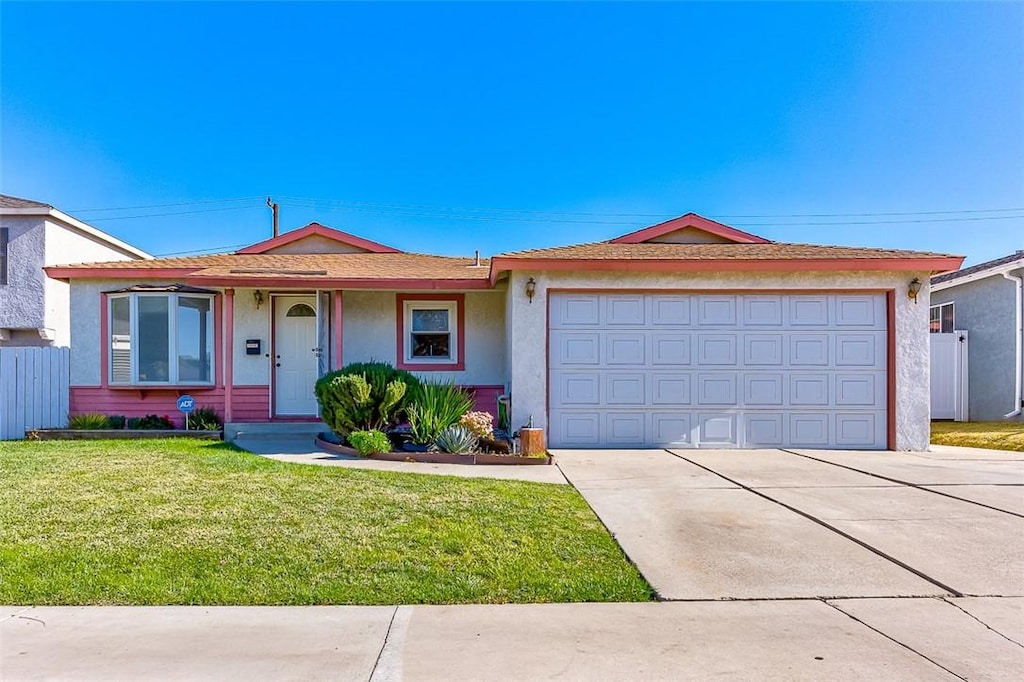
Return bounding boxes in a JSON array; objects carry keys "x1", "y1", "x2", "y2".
[{"x1": 930, "y1": 421, "x2": 1024, "y2": 452}]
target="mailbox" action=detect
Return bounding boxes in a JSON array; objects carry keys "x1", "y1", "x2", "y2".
[{"x1": 246, "y1": 339, "x2": 261, "y2": 356}]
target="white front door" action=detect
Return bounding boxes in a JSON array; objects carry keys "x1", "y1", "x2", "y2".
[{"x1": 275, "y1": 296, "x2": 320, "y2": 416}]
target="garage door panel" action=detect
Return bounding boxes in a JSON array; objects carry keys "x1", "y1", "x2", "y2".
[
  {"x1": 551, "y1": 372, "x2": 601, "y2": 405},
  {"x1": 548, "y1": 292, "x2": 887, "y2": 449},
  {"x1": 604, "y1": 295, "x2": 646, "y2": 326},
  {"x1": 651, "y1": 295, "x2": 691, "y2": 326},
  {"x1": 744, "y1": 334, "x2": 784, "y2": 365},
  {"x1": 790, "y1": 413, "x2": 831, "y2": 446},
  {"x1": 652, "y1": 333, "x2": 692, "y2": 365},
  {"x1": 604, "y1": 412, "x2": 646, "y2": 446},
  {"x1": 605, "y1": 373, "x2": 646, "y2": 405},
  {"x1": 698, "y1": 334, "x2": 738, "y2": 365},
  {"x1": 744, "y1": 373, "x2": 784, "y2": 406},
  {"x1": 604, "y1": 333, "x2": 646, "y2": 365},
  {"x1": 550, "y1": 332, "x2": 600, "y2": 365},
  {"x1": 697, "y1": 296, "x2": 737, "y2": 326},
  {"x1": 651, "y1": 374, "x2": 692, "y2": 405},
  {"x1": 699, "y1": 414, "x2": 738, "y2": 447},
  {"x1": 651, "y1": 412, "x2": 694, "y2": 446},
  {"x1": 697, "y1": 374, "x2": 737, "y2": 405},
  {"x1": 743, "y1": 296, "x2": 783, "y2": 326},
  {"x1": 743, "y1": 413, "x2": 785, "y2": 447}
]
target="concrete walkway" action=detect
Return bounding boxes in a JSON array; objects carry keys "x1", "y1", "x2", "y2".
[
  {"x1": 5, "y1": 599, "x2": 1022, "y2": 680},
  {"x1": 234, "y1": 436, "x2": 568, "y2": 485}
]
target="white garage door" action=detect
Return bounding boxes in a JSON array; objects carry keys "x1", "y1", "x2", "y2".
[{"x1": 549, "y1": 293, "x2": 888, "y2": 449}]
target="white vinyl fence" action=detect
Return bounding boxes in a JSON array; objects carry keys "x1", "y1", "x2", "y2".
[
  {"x1": 0, "y1": 346, "x2": 70, "y2": 440},
  {"x1": 930, "y1": 331, "x2": 969, "y2": 421}
]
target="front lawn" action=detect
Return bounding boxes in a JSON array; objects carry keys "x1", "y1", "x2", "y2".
[
  {"x1": 931, "y1": 421, "x2": 1024, "y2": 452},
  {"x1": 0, "y1": 440, "x2": 651, "y2": 605}
]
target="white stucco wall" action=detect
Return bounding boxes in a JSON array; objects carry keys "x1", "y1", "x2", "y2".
[
  {"x1": 68, "y1": 279, "x2": 113, "y2": 385},
  {"x1": 506, "y1": 269, "x2": 932, "y2": 451},
  {"x1": 343, "y1": 290, "x2": 506, "y2": 386},
  {"x1": 232, "y1": 289, "x2": 271, "y2": 385}
]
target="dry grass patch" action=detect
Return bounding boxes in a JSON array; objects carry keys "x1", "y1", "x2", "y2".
[{"x1": 931, "y1": 421, "x2": 1024, "y2": 452}]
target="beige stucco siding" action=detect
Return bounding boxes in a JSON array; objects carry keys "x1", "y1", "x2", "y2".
[{"x1": 506, "y1": 269, "x2": 932, "y2": 451}]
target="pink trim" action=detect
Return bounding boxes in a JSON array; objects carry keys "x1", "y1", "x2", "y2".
[
  {"x1": 213, "y1": 293, "x2": 223, "y2": 388},
  {"x1": 224, "y1": 288, "x2": 234, "y2": 423},
  {"x1": 333, "y1": 290, "x2": 344, "y2": 371},
  {"x1": 488, "y1": 256, "x2": 965, "y2": 284},
  {"x1": 235, "y1": 222, "x2": 400, "y2": 254},
  {"x1": 463, "y1": 385, "x2": 505, "y2": 417},
  {"x1": 395, "y1": 293, "x2": 466, "y2": 372},
  {"x1": 886, "y1": 290, "x2": 897, "y2": 450},
  {"x1": 100, "y1": 292, "x2": 109, "y2": 388},
  {"x1": 47, "y1": 266, "x2": 199, "y2": 279},
  {"x1": 69, "y1": 385, "x2": 271, "y2": 427},
  {"x1": 611, "y1": 213, "x2": 771, "y2": 244}
]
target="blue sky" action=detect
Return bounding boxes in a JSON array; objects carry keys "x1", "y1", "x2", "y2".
[{"x1": 2, "y1": 2, "x2": 1021, "y2": 266}]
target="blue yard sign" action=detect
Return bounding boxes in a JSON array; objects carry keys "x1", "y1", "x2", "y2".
[{"x1": 177, "y1": 394, "x2": 196, "y2": 430}]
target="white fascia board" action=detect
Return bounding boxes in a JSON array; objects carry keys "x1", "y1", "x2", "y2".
[
  {"x1": 931, "y1": 259, "x2": 1024, "y2": 292},
  {"x1": 2, "y1": 205, "x2": 153, "y2": 260}
]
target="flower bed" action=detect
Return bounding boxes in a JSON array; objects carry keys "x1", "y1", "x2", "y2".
[{"x1": 315, "y1": 434, "x2": 552, "y2": 465}]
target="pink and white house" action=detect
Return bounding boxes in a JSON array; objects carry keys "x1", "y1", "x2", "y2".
[{"x1": 47, "y1": 214, "x2": 963, "y2": 450}]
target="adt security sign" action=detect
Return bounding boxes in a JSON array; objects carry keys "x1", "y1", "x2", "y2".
[{"x1": 177, "y1": 394, "x2": 196, "y2": 430}]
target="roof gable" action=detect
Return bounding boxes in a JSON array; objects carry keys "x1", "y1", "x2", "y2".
[
  {"x1": 610, "y1": 213, "x2": 771, "y2": 245},
  {"x1": 236, "y1": 222, "x2": 400, "y2": 255}
]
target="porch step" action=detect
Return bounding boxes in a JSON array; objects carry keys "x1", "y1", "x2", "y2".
[{"x1": 225, "y1": 421, "x2": 326, "y2": 442}]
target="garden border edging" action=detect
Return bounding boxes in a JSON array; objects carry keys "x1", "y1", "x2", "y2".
[{"x1": 315, "y1": 434, "x2": 553, "y2": 465}]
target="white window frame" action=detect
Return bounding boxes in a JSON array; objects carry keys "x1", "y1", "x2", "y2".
[
  {"x1": 929, "y1": 302, "x2": 955, "y2": 334},
  {"x1": 108, "y1": 292, "x2": 216, "y2": 385},
  {"x1": 403, "y1": 300, "x2": 458, "y2": 365}
]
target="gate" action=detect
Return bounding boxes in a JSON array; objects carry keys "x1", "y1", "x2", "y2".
[
  {"x1": 930, "y1": 332, "x2": 968, "y2": 421},
  {"x1": 0, "y1": 346, "x2": 70, "y2": 439}
]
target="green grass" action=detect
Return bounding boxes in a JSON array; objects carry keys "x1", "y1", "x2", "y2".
[
  {"x1": 931, "y1": 421, "x2": 1024, "y2": 452},
  {"x1": 0, "y1": 439, "x2": 651, "y2": 606}
]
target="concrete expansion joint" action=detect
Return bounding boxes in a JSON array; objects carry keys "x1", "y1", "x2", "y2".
[
  {"x1": 1, "y1": 606, "x2": 37, "y2": 624},
  {"x1": 369, "y1": 605, "x2": 411, "y2": 682},
  {"x1": 939, "y1": 597, "x2": 1024, "y2": 648},
  {"x1": 822, "y1": 599, "x2": 969, "y2": 681}
]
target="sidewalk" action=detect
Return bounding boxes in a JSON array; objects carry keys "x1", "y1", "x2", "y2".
[{"x1": 4, "y1": 599, "x2": 1021, "y2": 680}]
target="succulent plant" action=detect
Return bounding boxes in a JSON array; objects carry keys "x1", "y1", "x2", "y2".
[{"x1": 435, "y1": 424, "x2": 479, "y2": 454}]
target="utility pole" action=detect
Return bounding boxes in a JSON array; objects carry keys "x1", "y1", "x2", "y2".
[{"x1": 266, "y1": 196, "x2": 279, "y2": 237}]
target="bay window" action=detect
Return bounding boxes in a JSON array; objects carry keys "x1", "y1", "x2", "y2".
[{"x1": 108, "y1": 291, "x2": 215, "y2": 385}]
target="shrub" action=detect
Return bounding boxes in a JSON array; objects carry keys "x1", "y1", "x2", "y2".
[
  {"x1": 459, "y1": 411, "x2": 493, "y2": 439},
  {"x1": 107, "y1": 415, "x2": 126, "y2": 429},
  {"x1": 436, "y1": 424, "x2": 478, "y2": 454},
  {"x1": 347, "y1": 429, "x2": 392, "y2": 457},
  {"x1": 128, "y1": 415, "x2": 175, "y2": 430},
  {"x1": 68, "y1": 413, "x2": 109, "y2": 430},
  {"x1": 188, "y1": 407, "x2": 222, "y2": 431},
  {"x1": 314, "y1": 361, "x2": 420, "y2": 437},
  {"x1": 407, "y1": 381, "x2": 475, "y2": 445}
]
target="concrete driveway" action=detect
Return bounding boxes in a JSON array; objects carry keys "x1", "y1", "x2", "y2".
[{"x1": 553, "y1": 447, "x2": 1024, "y2": 601}]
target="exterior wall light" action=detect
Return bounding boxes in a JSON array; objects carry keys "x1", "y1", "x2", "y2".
[
  {"x1": 525, "y1": 277, "x2": 537, "y2": 303},
  {"x1": 908, "y1": 278, "x2": 922, "y2": 304},
  {"x1": 253, "y1": 290, "x2": 265, "y2": 309}
]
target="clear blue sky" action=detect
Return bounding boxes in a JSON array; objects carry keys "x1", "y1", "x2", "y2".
[{"x1": 2, "y1": 2, "x2": 1021, "y2": 266}]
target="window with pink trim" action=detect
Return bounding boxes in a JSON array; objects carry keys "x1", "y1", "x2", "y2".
[{"x1": 396, "y1": 294, "x2": 465, "y2": 371}]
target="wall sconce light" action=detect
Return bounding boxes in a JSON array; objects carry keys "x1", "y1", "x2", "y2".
[
  {"x1": 253, "y1": 290, "x2": 265, "y2": 309},
  {"x1": 908, "y1": 278, "x2": 922, "y2": 304},
  {"x1": 525, "y1": 277, "x2": 537, "y2": 303}
]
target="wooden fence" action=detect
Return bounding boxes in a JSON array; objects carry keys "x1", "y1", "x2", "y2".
[{"x1": 0, "y1": 346, "x2": 70, "y2": 440}]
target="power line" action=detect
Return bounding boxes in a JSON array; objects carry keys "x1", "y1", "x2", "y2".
[
  {"x1": 152, "y1": 243, "x2": 251, "y2": 257},
  {"x1": 70, "y1": 196, "x2": 263, "y2": 213},
  {"x1": 85, "y1": 205, "x2": 262, "y2": 221}
]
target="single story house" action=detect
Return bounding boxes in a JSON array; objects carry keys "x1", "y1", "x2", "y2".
[
  {"x1": 930, "y1": 251, "x2": 1024, "y2": 422},
  {"x1": 45, "y1": 214, "x2": 963, "y2": 450},
  {"x1": 1, "y1": 193, "x2": 151, "y2": 346}
]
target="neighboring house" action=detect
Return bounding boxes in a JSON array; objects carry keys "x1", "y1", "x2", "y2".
[
  {"x1": 45, "y1": 214, "x2": 962, "y2": 450},
  {"x1": 0, "y1": 194, "x2": 151, "y2": 346},
  {"x1": 930, "y1": 252, "x2": 1024, "y2": 422}
]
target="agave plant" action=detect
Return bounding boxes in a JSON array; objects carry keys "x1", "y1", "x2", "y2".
[{"x1": 435, "y1": 424, "x2": 478, "y2": 454}]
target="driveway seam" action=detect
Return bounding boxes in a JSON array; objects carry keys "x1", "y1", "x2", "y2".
[
  {"x1": 0, "y1": 606, "x2": 35, "y2": 624},
  {"x1": 778, "y1": 449, "x2": 1024, "y2": 519},
  {"x1": 823, "y1": 599, "x2": 968, "y2": 681},
  {"x1": 367, "y1": 606, "x2": 401, "y2": 682},
  {"x1": 666, "y1": 450, "x2": 964, "y2": 597},
  {"x1": 940, "y1": 598, "x2": 1024, "y2": 648}
]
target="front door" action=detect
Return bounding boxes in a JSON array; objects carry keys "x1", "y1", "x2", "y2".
[{"x1": 274, "y1": 296, "x2": 320, "y2": 416}]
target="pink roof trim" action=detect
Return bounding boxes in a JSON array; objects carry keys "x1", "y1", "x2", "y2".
[
  {"x1": 610, "y1": 213, "x2": 771, "y2": 244},
  {"x1": 236, "y1": 222, "x2": 401, "y2": 254}
]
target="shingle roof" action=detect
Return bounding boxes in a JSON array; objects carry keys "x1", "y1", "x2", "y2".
[
  {"x1": 49, "y1": 252, "x2": 491, "y2": 282},
  {"x1": 495, "y1": 241, "x2": 958, "y2": 261},
  {"x1": 0, "y1": 194, "x2": 52, "y2": 209},
  {"x1": 931, "y1": 251, "x2": 1024, "y2": 284}
]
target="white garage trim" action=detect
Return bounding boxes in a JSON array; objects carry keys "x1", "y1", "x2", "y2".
[{"x1": 546, "y1": 289, "x2": 896, "y2": 450}]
